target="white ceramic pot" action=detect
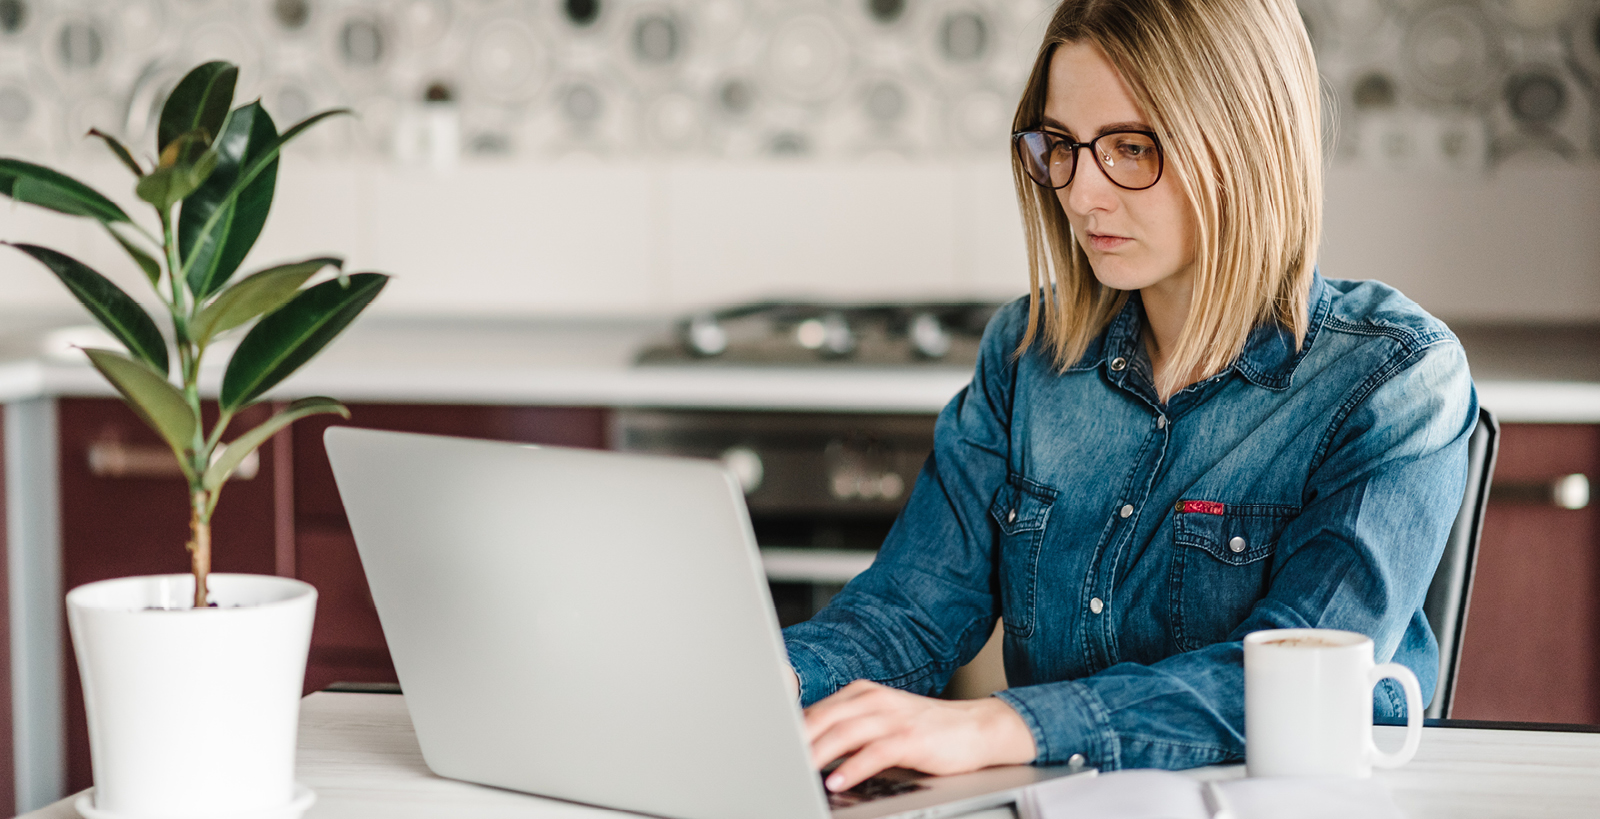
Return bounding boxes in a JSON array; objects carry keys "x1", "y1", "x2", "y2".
[{"x1": 66, "y1": 574, "x2": 318, "y2": 819}]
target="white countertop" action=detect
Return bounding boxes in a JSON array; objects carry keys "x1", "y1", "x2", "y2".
[
  {"x1": 21, "y1": 692, "x2": 1600, "y2": 819},
  {"x1": 1, "y1": 316, "x2": 1597, "y2": 421}
]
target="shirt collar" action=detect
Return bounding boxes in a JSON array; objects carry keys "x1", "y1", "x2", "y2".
[{"x1": 1068, "y1": 272, "x2": 1331, "y2": 392}]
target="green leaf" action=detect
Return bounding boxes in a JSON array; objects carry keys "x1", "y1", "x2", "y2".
[
  {"x1": 179, "y1": 108, "x2": 348, "y2": 289},
  {"x1": 87, "y1": 129, "x2": 144, "y2": 177},
  {"x1": 135, "y1": 145, "x2": 219, "y2": 211},
  {"x1": 105, "y1": 224, "x2": 162, "y2": 287},
  {"x1": 203, "y1": 397, "x2": 348, "y2": 491},
  {"x1": 5, "y1": 243, "x2": 170, "y2": 375},
  {"x1": 180, "y1": 102, "x2": 280, "y2": 298},
  {"x1": 0, "y1": 158, "x2": 130, "y2": 223},
  {"x1": 82, "y1": 348, "x2": 197, "y2": 468},
  {"x1": 221, "y1": 273, "x2": 387, "y2": 411},
  {"x1": 158, "y1": 62, "x2": 237, "y2": 154},
  {"x1": 192, "y1": 257, "x2": 341, "y2": 347}
]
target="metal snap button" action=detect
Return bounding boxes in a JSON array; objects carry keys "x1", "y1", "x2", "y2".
[
  {"x1": 1110, "y1": 357, "x2": 1127, "y2": 372},
  {"x1": 1068, "y1": 753, "x2": 1087, "y2": 768},
  {"x1": 1157, "y1": 416, "x2": 1167, "y2": 429},
  {"x1": 1119, "y1": 504, "x2": 1134, "y2": 519},
  {"x1": 1008, "y1": 509, "x2": 1016, "y2": 523},
  {"x1": 1089, "y1": 597, "x2": 1104, "y2": 614},
  {"x1": 1229, "y1": 536, "x2": 1247, "y2": 553}
]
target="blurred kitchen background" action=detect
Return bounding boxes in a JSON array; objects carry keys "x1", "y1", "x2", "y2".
[
  {"x1": 2, "y1": 0, "x2": 1600, "y2": 813},
  {"x1": 0, "y1": 0, "x2": 1595, "y2": 318}
]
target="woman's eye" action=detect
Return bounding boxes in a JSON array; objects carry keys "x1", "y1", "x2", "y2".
[{"x1": 1115, "y1": 141, "x2": 1149, "y2": 158}]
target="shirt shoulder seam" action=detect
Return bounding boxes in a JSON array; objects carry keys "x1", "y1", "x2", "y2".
[{"x1": 1308, "y1": 333, "x2": 1460, "y2": 475}]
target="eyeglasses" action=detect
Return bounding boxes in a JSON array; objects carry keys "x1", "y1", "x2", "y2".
[{"x1": 1013, "y1": 129, "x2": 1164, "y2": 191}]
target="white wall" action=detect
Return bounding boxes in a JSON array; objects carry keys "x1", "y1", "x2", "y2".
[{"x1": 2, "y1": 155, "x2": 1598, "y2": 322}]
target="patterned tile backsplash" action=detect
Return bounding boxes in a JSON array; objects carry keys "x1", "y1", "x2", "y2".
[
  {"x1": 0, "y1": 0, "x2": 1058, "y2": 164},
  {"x1": 0, "y1": 0, "x2": 1596, "y2": 168}
]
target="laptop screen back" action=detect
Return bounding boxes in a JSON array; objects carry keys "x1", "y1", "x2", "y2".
[{"x1": 324, "y1": 427, "x2": 829, "y2": 819}]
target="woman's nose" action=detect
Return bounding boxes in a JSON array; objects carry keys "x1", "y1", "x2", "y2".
[{"x1": 1062, "y1": 150, "x2": 1120, "y2": 216}]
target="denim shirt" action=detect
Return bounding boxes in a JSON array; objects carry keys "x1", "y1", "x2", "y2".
[{"x1": 783, "y1": 275, "x2": 1477, "y2": 771}]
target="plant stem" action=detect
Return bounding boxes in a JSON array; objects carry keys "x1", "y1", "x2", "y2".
[{"x1": 189, "y1": 489, "x2": 211, "y2": 608}]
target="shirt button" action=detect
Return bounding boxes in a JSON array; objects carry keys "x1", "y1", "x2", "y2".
[
  {"x1": 1229, "y1": 536, "x2": 1247, "y2": 553},
  {"x1": 1157, "y1": 416, "x2": 1167, "y2": 429},
  {"x1": 1110, "y1": 357, "x2": 1127, "y2": 372},
  {"x1": 1089, "y1": 597, "x2": 1104, "y2": 614},
  {"x1": 1119, "y1": 504, "x2": 1134, "y2": 519},
  {"x1": 1068, "y1": 753, "x2": 1087, "y2": 768},
  {"x1": 1008, "y1": 509, "x2": 1017, "y2": 523}
]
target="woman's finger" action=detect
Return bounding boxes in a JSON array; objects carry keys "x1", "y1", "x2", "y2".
[
  {"x1": 808, "y1": 711, "x2": 894, "y2": 769},
  {"x1": 825, "y1": 735, "x2": 910, "y2": 792},
  {"x1": 803, "y1": 681, "x2": 896, "y2": 743}
]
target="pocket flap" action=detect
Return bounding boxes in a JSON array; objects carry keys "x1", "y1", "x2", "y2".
[
  {"x1": 1173, "y1": 502, "x2": 1297, "y2": 566},
  {"x1": 990, "y1": 476, "x2": 1056, "y2": 534}
]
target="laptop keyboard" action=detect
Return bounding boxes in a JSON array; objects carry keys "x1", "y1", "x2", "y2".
[{"x1": 822, "y1": 771, "x2": 927, "y2": 809}]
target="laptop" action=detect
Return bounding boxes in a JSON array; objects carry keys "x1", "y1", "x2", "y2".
[{"x1": 323, "y1": 428, "x2": 1088, "y2": 819}]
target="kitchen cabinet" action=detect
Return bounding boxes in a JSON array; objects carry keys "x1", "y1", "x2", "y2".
[
  {"x1": 1453, "y1": 423, "x2": 1600, "y2": 724},
  {"x1": 49, "y1": 399, "x2": 608, "y2": 794},
  {"x1": 288, "y1": 404, "x2": 610, "y2": 694},
  {"x1": 55, "y1": 398, "x2": 281, "y2": 794}
]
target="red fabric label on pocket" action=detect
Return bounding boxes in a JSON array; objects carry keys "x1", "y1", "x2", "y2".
[{"x1": 1179, "y1": 500, "x2": 1226, "y2": 516}]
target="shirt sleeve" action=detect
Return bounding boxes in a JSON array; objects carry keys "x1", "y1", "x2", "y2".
[
  {"x1": 996, "y1": 339, "x2": 1478, "y2": 770},
  {"x1": 783, "y1": 300, "x2": 1027, "y2": 706}
]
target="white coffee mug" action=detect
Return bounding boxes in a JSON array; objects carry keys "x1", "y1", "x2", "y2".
[{"x1": 1244, "y1": 628, "x2": 1423, "y2": 778}]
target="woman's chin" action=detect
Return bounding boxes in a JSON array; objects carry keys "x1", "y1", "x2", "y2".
[{"x1": 1089, "y1": 262, "x2": 1164, "y2": 293}]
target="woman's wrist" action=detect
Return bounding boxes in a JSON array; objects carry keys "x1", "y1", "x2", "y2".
[{"x1": 976, "y1": 696, "x2": 1038, "y2": 765}]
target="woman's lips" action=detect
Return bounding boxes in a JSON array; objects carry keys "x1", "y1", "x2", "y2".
[{"x1": 1087, "y1": 232, "x2": 1132, "y2": 252}]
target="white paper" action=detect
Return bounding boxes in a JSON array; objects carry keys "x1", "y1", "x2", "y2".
[
  {"x1": 1218, "y1": 777, "x2": 1406, "y2": 819},
  {"x1": 1015, "y1": 769, "x2": 1406, "y2": 819}
]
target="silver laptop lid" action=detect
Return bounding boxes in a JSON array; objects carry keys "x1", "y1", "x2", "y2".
[{"x1": 324, "y1": 427, "x2": 830, "y2": 819}]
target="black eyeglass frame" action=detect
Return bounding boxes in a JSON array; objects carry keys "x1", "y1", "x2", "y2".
[{"x1": 1012, "y1": 128, "x2": 1166, "y2": 192}]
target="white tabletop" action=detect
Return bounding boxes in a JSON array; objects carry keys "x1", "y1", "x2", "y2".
[{"x1": 22, "y1": 692, "x2": 1600, "y2": 818}]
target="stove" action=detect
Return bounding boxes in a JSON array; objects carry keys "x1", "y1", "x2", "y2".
[
  {"x1": 634, "y1": 302, "x2": 1004, "y2": 367},
  {"x1": 622, "y1": 301, "x2": 1006, "y2": 631}
]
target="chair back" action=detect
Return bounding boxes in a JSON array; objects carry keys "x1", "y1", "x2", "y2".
[{"x1": 1422, "y1": 406, "x2": 1499, "y2": 719}]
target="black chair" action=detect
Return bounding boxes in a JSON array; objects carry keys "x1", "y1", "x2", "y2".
[{"x1": 1421, "y1": 406, "x2": 1499, "y2": 719}]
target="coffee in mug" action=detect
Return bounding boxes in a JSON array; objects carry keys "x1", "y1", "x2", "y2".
[{"x1": 1243, "y1": 628, "x2": 1423, "y2": 778}]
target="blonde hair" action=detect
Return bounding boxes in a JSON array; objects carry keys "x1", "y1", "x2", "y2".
[{"x1": 1012, "y1": 0, "x2": 1323, "y2": 399}]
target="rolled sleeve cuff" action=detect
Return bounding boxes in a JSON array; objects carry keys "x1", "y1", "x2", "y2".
[
  {"x1": 996, "y1": 680, "x2": 1121, "y2": 769},
  {"x1": 786, "y1": 639, "x2": 842, "y2": 708}
]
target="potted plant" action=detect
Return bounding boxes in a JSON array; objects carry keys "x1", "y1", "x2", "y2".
[{"x1": 0, "y1": 61, "x2": 386, "y2": 818}]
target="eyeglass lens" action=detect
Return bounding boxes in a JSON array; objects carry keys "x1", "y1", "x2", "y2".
[{"x1": 1015, "y1": 131, "x2": 1160, "y2": 191}]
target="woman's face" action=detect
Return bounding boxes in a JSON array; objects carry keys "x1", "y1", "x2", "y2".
[{"x1": 1043, "y1": 42, "x2": 1197, "y2": 295}]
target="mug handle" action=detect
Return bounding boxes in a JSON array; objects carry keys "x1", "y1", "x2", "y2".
[{"x1": 1367, "y1": 662, "x2": 1423, "y2": 769}]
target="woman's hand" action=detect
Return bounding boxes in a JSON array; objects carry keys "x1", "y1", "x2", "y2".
[{"x1": 803, "y1": 680, "x2": 1037, "y2": 792}]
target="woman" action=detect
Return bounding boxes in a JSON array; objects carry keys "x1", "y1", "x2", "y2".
[{"x1": 783, "y1": 0, "x2": 1476, "y2": 793}]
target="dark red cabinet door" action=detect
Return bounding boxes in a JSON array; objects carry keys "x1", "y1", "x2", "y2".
[
  {"x1": 1453, "y1": 423, "x2": 1600, "y2": 723},
  {"x1": 57, "y1": 398, "x2": 280, "y2": 793},
  {"x1": 289, "y1": 405, "x2": 609, "y2": 694},
  {"x1": 57, "y1": 400, "x2": 608, "y2": 791}
]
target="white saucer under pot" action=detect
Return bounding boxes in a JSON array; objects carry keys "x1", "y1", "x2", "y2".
[{"x1": 66, "y1": 574, "x2": 318, "y2": 819}]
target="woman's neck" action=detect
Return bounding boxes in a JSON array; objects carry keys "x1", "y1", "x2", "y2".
[{"x1": 1139, "y1": 273, "x2": 1201, "y2": 400}]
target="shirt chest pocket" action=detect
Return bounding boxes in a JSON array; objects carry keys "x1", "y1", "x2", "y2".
[
  {"x1": 989, "y1": 476, "x2": 1057, "y2": 639},
  {"x1": 1169, "y1": 503, "x2": 1298, "y2": 652}
]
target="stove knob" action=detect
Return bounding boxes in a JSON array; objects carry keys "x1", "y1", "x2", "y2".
[
  {"x1": 684, "y1": 314, "x2": 728, "y2": 357},
  {"x1": 795, "y1": 315, "x2": 857, "y2": 358},
  {"x1": 720, "y1": 446, "x2": 764, "y2": 494},
  {"x1": 909, "y1": 313, "x2": 951, "y2": 359},
  {"x1": 817, "y1": 312, "x2": 858, "y2": 358}
]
